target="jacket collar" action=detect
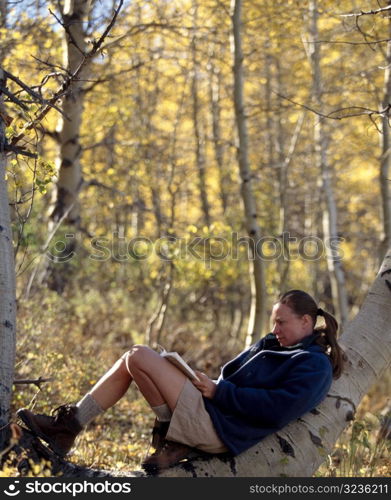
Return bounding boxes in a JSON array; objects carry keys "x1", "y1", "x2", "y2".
[{"x1": 262, "y1": 332, "x2": 320, "y2": 351}]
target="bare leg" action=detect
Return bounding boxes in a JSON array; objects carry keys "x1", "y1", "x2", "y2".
[
  {"x1": 89, "y1": 358, "x2": 133, "y2": 410},
  {"x1": 87, "y1": 345, "x2": 188, "y2": 412},
  {"x1": 124, "y1": 345, "x2": 188, "y2": 411}
]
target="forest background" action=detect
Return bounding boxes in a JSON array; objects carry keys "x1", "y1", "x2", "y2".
[{"x1": 1, "y1": 0, "x2": 390, "y2": 476}]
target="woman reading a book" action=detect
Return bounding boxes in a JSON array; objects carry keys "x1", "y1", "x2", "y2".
[{"x1": 17, "y1": 289, "x2": 344, "y2": 472}]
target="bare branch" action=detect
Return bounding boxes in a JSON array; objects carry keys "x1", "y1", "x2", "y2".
[
  {"x1": 4, "y1": 70, "x2": 44, "y2": 102},
  {"x1": 49, "y1": 8, "x2": 85, "y2": 57},
  {"x1": 304, "y1": 38, "x2": 391, "y2": 46},
  {"x1": 82, "y1": 61, "x2": 146, "y2": 93},
  {"x1": 14, "y1": 377, "x2": 52, "y2": 388},
  {"x1": 10, "y1": 0, "x2": 125, "y2": 146},
  {"x1": 338, "y1": 4, "x2": 391, "y2": 50},
  {"x1": 9, "y1": 194, "x2": 34, "y2": 206},
  {"x1": 272, "y1": 90, "x2": 383, "y2": 121},
  {"x1": 85, "y1": 178, "x2": 125, "y2": 196},
  {"x1": 89, "y1": 0, "x2": 124, "y2": 56},
  {"x1": 340, "y1": 5, "x2": 391, "y2": 18},
  {"x1": 100, "y1": 22, "x2": 191, "y2": 53},
  {"x1": 0, "y1": 83, "x2": 29, "y2": 110},
  {"x1": 4, "y1": 144, "x2": 38, "y2": 158},
  {"x1": 30, "y1": 55, "x2": 71, "y2": 76},
  {"x1": 3, "y1": 69, "x2": 67, "y2": 118}
]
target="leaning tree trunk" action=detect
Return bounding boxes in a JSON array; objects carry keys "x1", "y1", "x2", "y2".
[
  {"x1": 308, "y1": 0, "x2": 349, "y2": 327},
  {"x1": 158, "y1": 247, "x2": 391, "y2": 476},
  {"x1": 379, "y1": 2, "x2": 391, "y2": 262},
  {"x1": 0, "y1": 68, "x2": 16, "y2": 451},
  {"x1": 231, "y1": 0, "x2": 267, "y2": 346}
]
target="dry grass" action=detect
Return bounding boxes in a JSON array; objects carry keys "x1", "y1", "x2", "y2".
[{"x1": 3, "y1": 290, "x2": 391, "y2": 477}]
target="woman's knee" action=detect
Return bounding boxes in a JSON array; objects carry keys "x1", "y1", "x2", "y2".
[{"x1": 122, "y1": 344, "x2": 154, "y2": 371}]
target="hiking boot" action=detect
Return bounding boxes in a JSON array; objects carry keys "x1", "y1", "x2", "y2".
[
  {"x1": 17, "y1": 405, "x2": 83, "y2": 457},
  {"x1": 151, "y1": 419, "x2": 170, "y2": 450},
  {"x1": 142, "y1": 439, "x2": 194, "y2": 474}
]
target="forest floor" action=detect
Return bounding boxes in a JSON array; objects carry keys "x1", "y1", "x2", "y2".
[{"x1": 3, "y1": 291, "x2": 391, "y2": 477}]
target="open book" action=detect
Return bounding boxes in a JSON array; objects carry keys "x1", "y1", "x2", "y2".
[{"x1": 157, "y1": 345, "x2": 200, "y2": 382}]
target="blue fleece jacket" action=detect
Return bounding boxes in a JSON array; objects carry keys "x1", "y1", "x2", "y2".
[{"x1": 203, "y1": 332, "x2": 333, "y2": 456}]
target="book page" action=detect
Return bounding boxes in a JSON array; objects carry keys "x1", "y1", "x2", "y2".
[{"x1": 157, "y1": 346, "x2": 200, "y2": 381}]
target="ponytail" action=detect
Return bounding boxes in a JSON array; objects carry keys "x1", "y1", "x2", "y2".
[
  {"x1": 316, "y1": 307, "x2": 345, "y2": 379},
  {"x1": 279, "y1": 290, "x2": 346, "y2": 379}
]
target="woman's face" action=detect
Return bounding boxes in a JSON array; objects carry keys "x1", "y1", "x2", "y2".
[{"x1": 270, "y1": 302, "x2": 313, "y2": 347}]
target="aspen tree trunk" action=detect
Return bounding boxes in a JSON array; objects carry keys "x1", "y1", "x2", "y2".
[
  {"x1": 264, "y1": 48, "x2": 289, "y2": 293},
  {"x1": 308, "y1": 0, "x2": 349, "y2": 327},
  {"x1": 209, "y1": 56, "x2": 228, "y2": 216},
  {"x1": 275, "y1": 57, "x2": 295, "y2": 293},
  {"x1": 0, "y1": 0, "x2": 6, "y2": 29},
  {"x1": 37, "y1": 0, "x2": 92, "y2": 292},
  {"x1": 231, "y1": 0, "x2": 267, "y2": 345},
  {"x1": 159, "y1": 248, "x2": 391, "y2": 476},
  {"x1": 379, "y1": 3, "x2": 391, "y2": 262},
  {"x1": 132, "y1": 2, "x2": 161, "y2": 238},
  {"x1": 0, "y1": 68, "x2": 16, "y2": 451},
  {"x1": 191, "y1": 0, "x2": 211, "y2": 228},
  {"x1": 264, "y1": 46, "x2": 275, "y2": 182},
  {"x1": 49, "y1": 0, "x2": 91, "y2": 226},
  {"x1": 305, "y1": 188, "x2": 323, "y2": 301},
  {"x1": 130, "y1": 24, "x2": 150, "y2": 237},
  {"x1": 147, "y1": 84, "x2": 164, "y2": 238}
]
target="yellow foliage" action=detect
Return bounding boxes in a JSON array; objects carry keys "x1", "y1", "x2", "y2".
[{"x1": 2, "y1": 0, "x2": 390, "y2": 478}]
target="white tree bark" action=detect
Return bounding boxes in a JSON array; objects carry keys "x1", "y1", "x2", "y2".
[
  {"x1": 159, "y1": 248, "x2": 391, "y2": 476},
  {"x1": 49, "y1": 0, "x2": 92, "y2": 226},
  {"x1": 379, "y1": 4, "x2": 391, "y2": 262},
  {"x1": 231, "y1": 0, "x2": 267, "y2": 346},
  {"x1": 275, "y1": 58, "x2": 305, "y2": 293},
  {"x1": 0, "y1": 68, "x2": 16, "y2": 450},
  {"x1": 209, "y1": 55, "x2": 228, "y2": 215},
  {"x1": 191, "y1": 0, "x2": 211, "y2": 228},
  {"x1": 308, "y1": 0, "x2": 349, "y2": 327}
]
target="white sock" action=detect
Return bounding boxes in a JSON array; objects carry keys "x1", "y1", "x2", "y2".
[
  {"x1": 151, "y1": 403, "x2": 172, "y2": 422},
  {"x1": 76, "y1": 393, "x2": 104, "y2": 426}
]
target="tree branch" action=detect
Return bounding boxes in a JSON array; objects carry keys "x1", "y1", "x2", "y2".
[
  {"x1": 272, "y1": 90, "x2": 385, "y2": 122},
  {"x1": 88, "y1": 0, "x2": 124, "y2": 56},
  {"x1": 2, "y1": 69, "x2": 66, "y2": 118},
  {"x1": 4, "y1": 70, "x2": 47, "y2": 102},
  {"x1": 10, "y1": 0, "x2": 125, "y2": 146},
  {"x1": 340, "y1": 5, "x2": 391, "y2": 18},
  {"x1": 0, "y1": 84, "x2": 29, "y2": 110},
  {"x1": 4, "y1": 144, "x2": 38, "y2": 159},
  {"x1": 82, "y1": 61, "x2": 146, "y2": 93},
  {"x1": 13, "y1": 377, "x2": 52, "y2": 389},
  {"x1": 306, "y1": 38, "x2": 390, "y2": 46},
  {"x1": 49, "y1": 8, "x2": 85, "y2": 57}
]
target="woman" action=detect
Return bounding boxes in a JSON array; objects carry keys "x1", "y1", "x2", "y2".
[{"x1": 17, "y1": 290, "x2": 344, "y2": 472}]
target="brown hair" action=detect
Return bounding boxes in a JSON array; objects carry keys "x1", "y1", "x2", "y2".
[{"x1": 279, "y1": 289, "x2": 345, "y2": 379}]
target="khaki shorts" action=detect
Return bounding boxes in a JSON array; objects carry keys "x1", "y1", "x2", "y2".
[{"x1": 166, "y1": 379, "x2": 228, "y2": 454}]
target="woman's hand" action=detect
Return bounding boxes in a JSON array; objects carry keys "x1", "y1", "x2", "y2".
[{"x1": 192, "y1": 371, "x2": 217, "y2": 399}]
